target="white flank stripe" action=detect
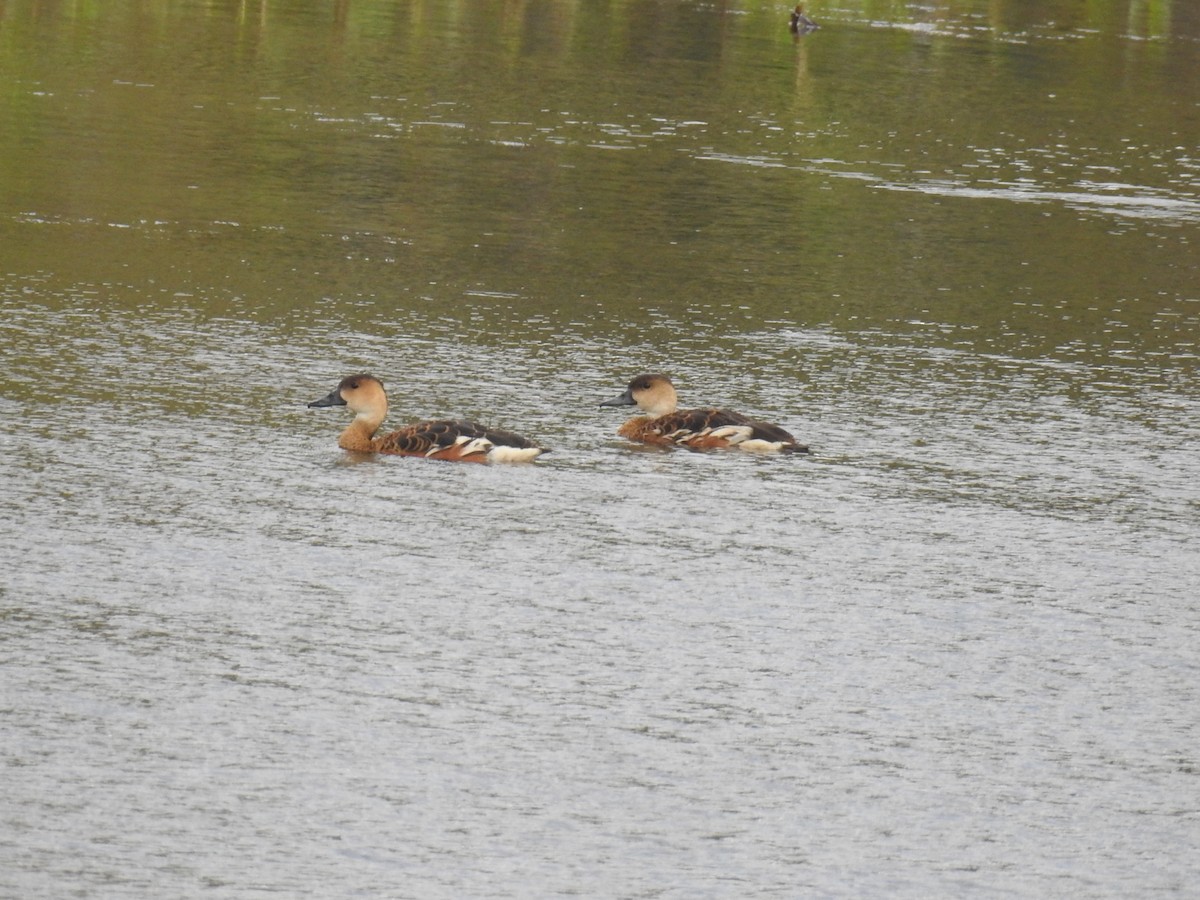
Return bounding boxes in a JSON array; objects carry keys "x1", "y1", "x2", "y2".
[
  {"x1": 738, "y1": 439, "x2": 785, "y2": 453},
  {"x1": 488, "y1": 446, "x2": 543, "y2": 463}
]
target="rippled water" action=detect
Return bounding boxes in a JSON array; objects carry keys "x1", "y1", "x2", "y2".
[{"x1": 3, "y1": 0, "x2": 1200, "y2": 896}]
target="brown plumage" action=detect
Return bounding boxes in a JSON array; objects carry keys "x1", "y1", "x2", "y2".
[
  {"x1": 600, "y1": 373, "x2": 809, "y2": 454},
  {"x1": 308, "y1": 373, "x2": 548, "y2": 463}
]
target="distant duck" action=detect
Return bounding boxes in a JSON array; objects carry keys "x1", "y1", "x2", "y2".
[
  {"x1": 600, "y1": 373, "x2": 809, "y2": 454},
  {"x1": 308, "y1": 374, "x2": 548, "y2": 463},
  {"x1": 789, "y1": 4, "x2": 818, "y2": 34}
]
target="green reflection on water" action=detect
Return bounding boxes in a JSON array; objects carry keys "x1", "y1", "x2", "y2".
[{"x1": 1, "y1": 0, "x2": 1197, "y2": 370}]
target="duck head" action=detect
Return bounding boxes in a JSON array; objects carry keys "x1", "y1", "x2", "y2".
[
  {"x1": 308, "y1": 373, "x2": 389, "y2": 424},
  {"x1": 600, "y1": 373, "x2": 679, "y2": 417}
]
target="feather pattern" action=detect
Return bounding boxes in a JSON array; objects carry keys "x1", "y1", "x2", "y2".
[
  {"x1": 602, "y1": 373, "x2": 808, "y2": 454},
  {"x1": 308, "y1": 374, "x2": 547, "y2": 463},
  {"x1": 375, "y1": 420, "x2": 540, "y2": 459}
]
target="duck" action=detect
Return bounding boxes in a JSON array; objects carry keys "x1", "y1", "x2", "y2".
[
  {"x1": 789, "y1": 4, "x2": 818, "y2": 34},
  {"x1": 600, "y1": 373, "x2": 809, "y2": 453},
  {"x1": 308, "y1": 373, "x2": 548, "y2": 463}
]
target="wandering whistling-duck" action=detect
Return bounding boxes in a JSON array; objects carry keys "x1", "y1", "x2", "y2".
[
  {"x1": 308, "y1": 373, "x2": 548, "y2": 463},
  {"x1": 600, "y1": 373, "x2": 809, "y2": 454}
]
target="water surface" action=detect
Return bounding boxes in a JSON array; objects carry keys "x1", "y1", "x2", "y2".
[{"x1": 2, "y1": 1, "x2": 1198, "y2": 896}]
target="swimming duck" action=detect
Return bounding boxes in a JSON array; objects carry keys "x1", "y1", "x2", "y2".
[
  {"x1": 308, "y1": 374, "x2": 548, "y2": 463},
  {"x1": 789, "y1": 4, "x2": 818, "y2": 34},
  {"x1": 600, "y1": 373, "x2": 809, "y2": 453}
]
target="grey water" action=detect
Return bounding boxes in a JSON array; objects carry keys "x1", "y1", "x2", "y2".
[{"x1": 2, "y1": 0, "x2": 1198, "y2": 896}]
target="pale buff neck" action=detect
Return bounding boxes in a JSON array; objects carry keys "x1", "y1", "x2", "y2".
[
  {"x1": 640, "y1": 385, "x2": 679, "y2": 417},
  {"x1": 337, "y1": 407, "x2": 386, "y2": 452}
]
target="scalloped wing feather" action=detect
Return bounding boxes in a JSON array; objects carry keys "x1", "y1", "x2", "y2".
[
  {"x1": 621, "y1": 408, "x2": 807, "y2": 453},
  {"x1": 376, "y1": 420, "x2": 545, "y2": 462}
]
